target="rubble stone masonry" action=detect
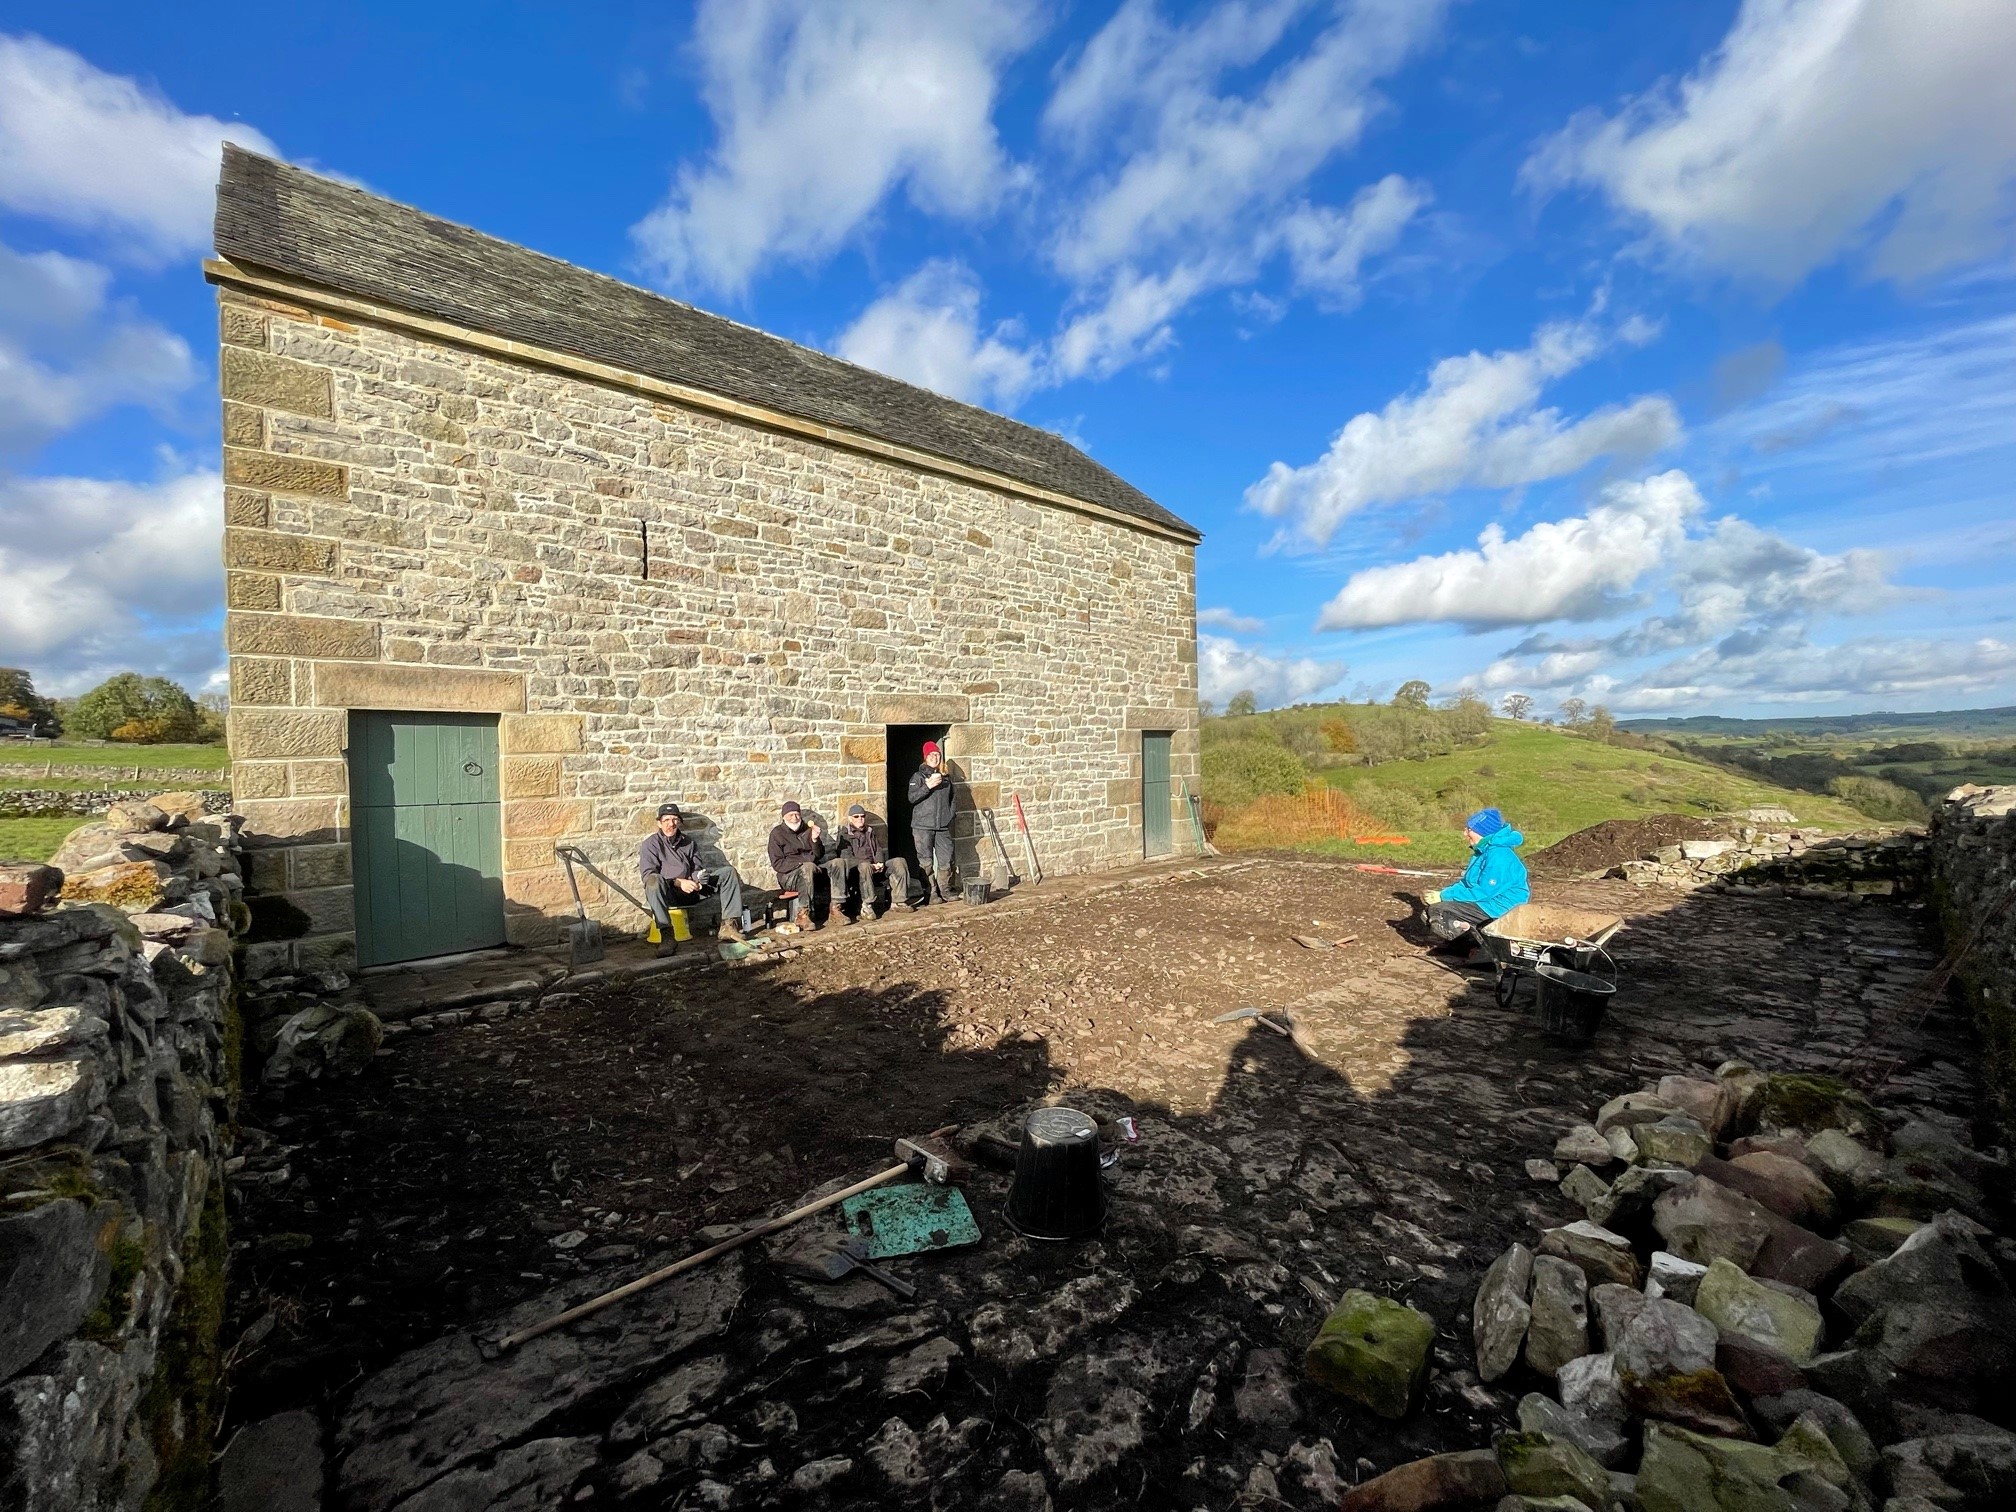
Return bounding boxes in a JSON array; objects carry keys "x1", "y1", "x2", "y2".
[{"x1": 212, "y1": 275, "x2": 1199, "y2": 972}]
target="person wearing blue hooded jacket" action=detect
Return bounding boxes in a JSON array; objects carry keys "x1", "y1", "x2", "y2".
[{"x1": 1422, "y1": 808, "x2": 1528, "y2": 943}]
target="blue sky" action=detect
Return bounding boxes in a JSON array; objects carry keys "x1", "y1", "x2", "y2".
[{"x1": 2, "y1": 1, "x2": 2013, "y2": 716}]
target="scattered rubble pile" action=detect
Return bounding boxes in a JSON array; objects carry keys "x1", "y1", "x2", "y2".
[
  {"x1": 1530, "y1": 819, "x2": 1737, "y2": 875},
  {"x1": 0, "y1": 786, "x2": 231, "y2": 820},
  {"x1": 0, "y1": 796, "x2": 247, "y2": 1510},
  {"x1": 1929, "y1": 786, "x2": 2016, "y2": 1136},
  {"x1": 1342, "y1": 1058, "x2": 2016, "y2": 1512},
  {"x1": 1601, "y1": 828, "x2": 1927, "y2": 900}
]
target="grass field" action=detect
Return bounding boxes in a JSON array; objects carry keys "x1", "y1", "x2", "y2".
[
  {"x1": 0, "y1": 816, "x2": 89, "y2": 861},
  {"x1": 0, "y1": 741, "x2": 228, "y2": 771},
  {"x1": 1216, "y1": 720, "x2": 1871, "y2": 866}
]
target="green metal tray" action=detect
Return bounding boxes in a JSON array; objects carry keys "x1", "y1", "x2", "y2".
[{"x1": 838, "y1": 1184, "x2": 981, "y2": 1260}]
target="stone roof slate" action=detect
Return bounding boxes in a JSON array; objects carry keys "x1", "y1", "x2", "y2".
[{"x1": 214, "y1": 148, "x2": 1196, "y2": 539}]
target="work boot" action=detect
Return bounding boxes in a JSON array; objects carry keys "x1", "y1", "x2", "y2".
[
  {"x1": 841, "y1": 911, "x2": 860, "y2": 927},
  {"x1": 935, "y1": 875, "x2": 957, "y2": 905},
  {"x1": 719, "y1": 919, "x2": 746, "y2": 943},
  {"x1": 655, "y1": 939, "x2": 679, "y2": 958}
]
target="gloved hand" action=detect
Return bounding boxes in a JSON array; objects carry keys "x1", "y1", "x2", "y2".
[{"x1": 1422, "y1": 889, "x2": 1442, "y2": 906}]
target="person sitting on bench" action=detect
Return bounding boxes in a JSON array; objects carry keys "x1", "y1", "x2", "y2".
[
  {"x1": 767, "y1": 800, "x2": 824, "y2": 930},
  {"x1": 826, "y1": 803, "x2": 914, "y2": 924},
  {"x1": 1422, "y1": 807, "x2": 1528, "y2": 947},
  {"x1": 640, "y1": 802, "x2": 746, "y2": 954}
]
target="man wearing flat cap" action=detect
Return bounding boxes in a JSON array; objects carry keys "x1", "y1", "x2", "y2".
[
  {"x1": 767, "y1": 800, "x2": 824, "y2": 930},
  {"x1": 640, "y1": 803, "x2": 748, "y2": 954},
  {"x1": 826, "y1": 803, "x2": 914, "y2": 925}
]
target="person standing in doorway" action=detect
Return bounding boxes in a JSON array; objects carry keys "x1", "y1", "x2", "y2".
[
  {"x1": 827, "y1": 803, "x2": 914, "y2": 923},
  {"x1": 767, "y1": 800, "x2": 824, "y2": 929},
  {"x1": 639, "y1": 803, "x2": 747, "y2": 954},
  {"x1": 906, "y1": 741, "x2": 958, "y2": 904}
]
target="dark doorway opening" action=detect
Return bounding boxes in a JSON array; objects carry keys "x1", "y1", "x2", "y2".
[{"x1": 885, "y1": 722, "x2": 951, "y2": 866}]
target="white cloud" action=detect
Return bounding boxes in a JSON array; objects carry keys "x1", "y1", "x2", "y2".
[
  {"x1": 1199, "y1": 632, "x2": 1348, "y2": 709},
  {"x1": 1035, "y1": 0, "x2": 1442, "y2": 379},
  {"x1": 1318, "y1": 469, "x2": 1704, "y2": 630},
  {"x1": 0, "y1": 238, "x2": 195, "y2": 455},
  {"x1": 631, "y1": 0, "x2": 1040, "y2": 296},
  {"x1": 833, "y1": 259, "x2": 1040, "y2": 408},
  {"x1": 1526, "y1": 0, "x2": 2016, "y2": 283},
  {"x1": 1199, "y1": 606, "x2": 1267, "y2": 634},
  {"x1": 1620, "y1": 632, "x2": 2016, "y2": 709},
  {"x1": 1269, "y1": 173, "x2": 1430, "y2": 308},
  {"x1": 1047, "y1": 0, "x2": 1443, "y2": 281},
  {"x1": 1248, "y1": 317, "x2": 1681, "y2": 547},
  {"x1": 0, "y1": 33, "x2": 278, "y2": 261},
  {"x1": 0, "y1": 467, "x2": 224, "y2": 689}
]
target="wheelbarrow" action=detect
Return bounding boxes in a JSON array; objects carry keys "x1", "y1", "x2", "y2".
[{"x1": 1478, "y1": 903, "x2": 1624, "y2": 1043}]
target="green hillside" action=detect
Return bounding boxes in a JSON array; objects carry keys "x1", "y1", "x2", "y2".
[{"x1": 1202, "y1": 706, "x2": 1871, "y2": 865}]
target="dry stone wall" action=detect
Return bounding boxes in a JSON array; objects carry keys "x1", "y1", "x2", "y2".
[
  {"x1": 1930, "y1": 785, "x2": 2016, "y2": 1138},
  {"x1": 0, "y1": 798, "x2": 246, "y2": 1511},
  {"x1": 214, "y1": 280, "x2": 1198, "y2": 973},
  {"x1": 0, "y1": 789, "x2": 230, "y2": 820},
  {"x1": 1606, "y1": 826, "x2": 1927, "y2": 900}
]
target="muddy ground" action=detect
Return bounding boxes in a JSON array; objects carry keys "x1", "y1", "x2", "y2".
[{"x1": 220, "y1": 854, "x2": 1974, "y2": 1510}]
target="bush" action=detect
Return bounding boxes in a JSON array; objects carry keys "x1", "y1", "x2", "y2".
[
  {"x1": 1351, "y1": 782, "x2": 1439, "y2": 832},
  {"x1": 1829, "y1": 774, "x2": 1927, "y2": 822},
  {"x1": 1201, "y1": 740, "x2": 1309, "y2": 810},
  {"x1": 1321, "y1": 718, "x2": 1356, "y2": 754}
]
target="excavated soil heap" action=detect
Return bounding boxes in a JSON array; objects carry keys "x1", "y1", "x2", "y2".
[{"x1": 1528, "y1": 814, "x2": 1736, "y2": 874}]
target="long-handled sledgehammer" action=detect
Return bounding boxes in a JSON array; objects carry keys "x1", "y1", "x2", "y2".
[{"x1": 483, "y1": 1125, "x2": 960, "y2": 1356}]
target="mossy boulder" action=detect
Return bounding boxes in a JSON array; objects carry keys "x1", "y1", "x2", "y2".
[
  {"x1": 1494, "y1": 1431, "x2": 1611, "y2": 1510},
  {"x1": 1758, "y1": 1074, "x2": 1883, "y2": 1143},
  {"x1": 1305, "y1": 1289, "x2": 1434, "y2": 1419}
]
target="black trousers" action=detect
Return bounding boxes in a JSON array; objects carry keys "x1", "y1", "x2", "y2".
[
  {"x1": 912, "y1": 826, "x2": 954, "y2": 886},
  {"x1": 1426, "y1": 899, "x2": 1492, "y2": 941}
]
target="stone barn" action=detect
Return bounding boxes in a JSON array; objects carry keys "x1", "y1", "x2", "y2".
[{"x1": 208, "y1": 149, "x2": 1201, "y2": 971}]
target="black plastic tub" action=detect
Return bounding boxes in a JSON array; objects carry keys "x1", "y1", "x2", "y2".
[
  {"x1": 1004, "y1": 1107, "x2": 1107, "y2": 1240},
  {"x1": 1533, "y1": 961, "x2": 1616, "y2": 1043}
]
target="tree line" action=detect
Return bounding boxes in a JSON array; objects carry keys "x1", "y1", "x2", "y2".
[{"x1": 0, "y1": 668, "x2": 226, "y2": 744}]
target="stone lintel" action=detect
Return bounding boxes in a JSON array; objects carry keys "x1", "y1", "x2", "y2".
[
  {"x1": 1124, "y1": 707, "x2": 1188, "y2": 731},
  {"x1": 864, "y1": 694, "x2": 971, "y2": 726},
  {"x1": 311, "y1": 661, "x2": 526, "y2": 714}
]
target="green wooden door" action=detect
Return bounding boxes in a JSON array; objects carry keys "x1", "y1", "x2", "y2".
[
  {"x1": 349, "y1": 711, "x2": 504, "y2": 966},
  {"x1": 1142, "y1": 731, "x2": 1173, "y2": 858}
]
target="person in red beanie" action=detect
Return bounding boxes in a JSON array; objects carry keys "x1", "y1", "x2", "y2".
[{"x1": 906, "y1": 741, "x2": 958, "y2": 904}]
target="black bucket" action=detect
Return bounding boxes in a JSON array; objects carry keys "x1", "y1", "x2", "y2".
[
  {"x1": 964, "y1": 878, "x2": 990, "y2": 906},
  {"x1": 1533, "y1": 961, "x2": 1616, "y2": 1044},
  {"x1": 1004, "y1": 1107, "x2": 1107, "y2": 1240}
]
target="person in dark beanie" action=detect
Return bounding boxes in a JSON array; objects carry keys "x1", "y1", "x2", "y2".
[
  {"x1": 1421, "y1": 807, "x2": 1528, "y2": 948},
  {"x1": 639, "y1": 803, "x2": 747, "y2": 954},
  {"x1": 767, "y1": 800, "x2": 824, "y2": 929},
  {"x1": 906, "y1": 741, "x2": 958, "y2": 903},
  {"x1": 826, "y1": 804, "x2": 914, "y2": 924}
]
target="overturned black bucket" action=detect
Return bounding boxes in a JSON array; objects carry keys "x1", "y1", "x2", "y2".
[
  {"x1": 1004, "y1": 1107, "x2": 1107, "y2": 1240},
  {"x1": 964, "y1": 878, "x2": 990, "y2": 906}
]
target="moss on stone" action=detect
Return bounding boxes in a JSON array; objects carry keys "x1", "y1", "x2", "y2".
[
  {"x1": 79, "y1": 1232, "x2": 146, "y2": 1342},
  {"x1": 140, "y1": 1175, "x2": 227, "y2": 1512},
  {"x1": 1760, "y1": 1073, "x2": 1879, "y2": 1137}
]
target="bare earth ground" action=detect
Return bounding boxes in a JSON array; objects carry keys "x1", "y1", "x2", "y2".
[{"x1": 221, "y1": 855, "x2": 1975, "y2": 1510}]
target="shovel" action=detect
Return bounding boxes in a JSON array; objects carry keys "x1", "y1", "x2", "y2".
[
  {"x1": 774, "y1": 1232, "x2": 917, "y2": 1298},
  {"x1": 557, "y1": 847, "x2": 605, "y2": 967}
]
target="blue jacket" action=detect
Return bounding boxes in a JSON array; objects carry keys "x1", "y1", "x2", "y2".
[{"x1": 1441, "y1": 828, "x2": 1529, "y2": 917}]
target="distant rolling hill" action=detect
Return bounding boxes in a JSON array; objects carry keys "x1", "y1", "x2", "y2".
[{"x1": 1622, "y1": 706, "x2": 2016, "y2": 740}]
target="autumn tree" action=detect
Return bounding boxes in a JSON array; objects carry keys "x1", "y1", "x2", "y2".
[
  {"x1": 65, "y1": 674, "x2": 205, "y2": 743},
  {"x1": 1587, "y1": 704, "x2": 1617, "y2": 743},
  {"x1": 0, "y1": 668, "x2": 58, "y2": 733}
]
